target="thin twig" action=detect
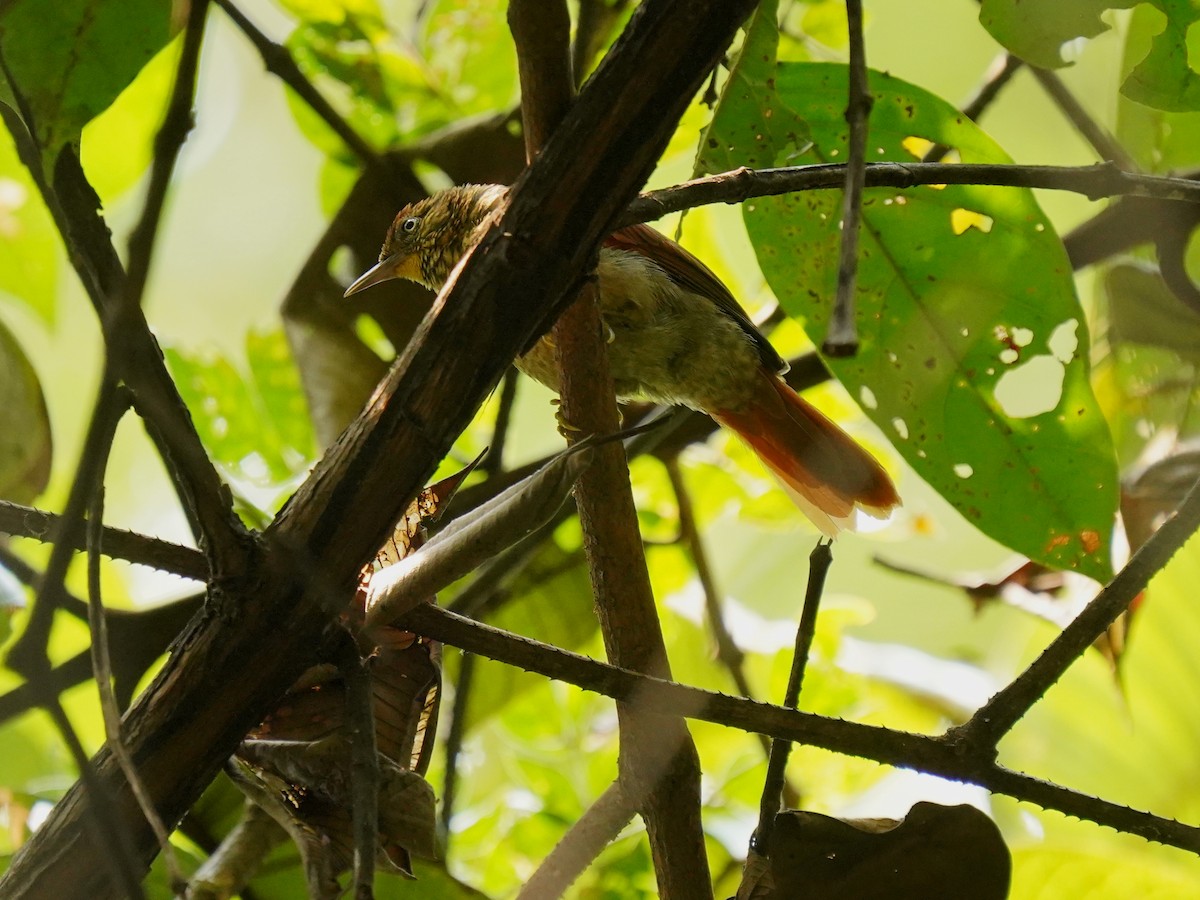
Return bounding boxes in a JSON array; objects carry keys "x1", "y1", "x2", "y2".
[
  {"x1": 516, "y1": 781, "x2": 637, "y2": 900},
  {"x1": 44, "y1": 695, "x2": 147, "y2": 899},
  {"x1": 923, "y1": 52, "x2": 1024, "y2": 163},
  {"x1": 1030, "y1": 67, "x2": 1138, "y2": 171},
  {"x1": 753, "y1": 540, "x2": 832, "y2": 852},
  {"x1": 956, "y1": 473, "x2": 1200, "y2": 749},
  {"x1": 481, "y1": 368, "x2": 520, "y2": 477},
  {"x1": 0, "y1": 62, "x2": 247, "y2": 576},
  {"x1": 399, "y1": 604, "x2": 1200, "y2": 854},
  {"x1": 438, "y1": 649, "x2": 475, "y2": 851},
  {"x1": 86, "y1": 483, "x2": 184, "y2": 892},
  {"x1": 822, "y1": 0, "x2": 870, "y2": 355},
  {"x1": 665, "y1": 460, "x2": 749, "y2": 684},
  {"x1": 122, "y1": 0, "x2": 209, "y2": 316},
  {"x1": 0, "y1": 498, "x2": 208, "y2": 580},
  {"x1": 6, "y1": 381, "x2": 131, "y2": 679},
  {"x1": 212, "y1": 0, "x2": 386, "y2": 175},
  {"x1": 340, "y1": 636, "x2": 379, "y2": 900}
]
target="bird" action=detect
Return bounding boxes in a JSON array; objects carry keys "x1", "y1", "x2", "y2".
[{"x1": 345, "y1": 183, "x2": 899, "y2": 536}]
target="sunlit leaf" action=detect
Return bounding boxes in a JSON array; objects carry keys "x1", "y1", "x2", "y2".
[
  {"x1": 164, "y1": 329, "x2": 315, "y2": 486},
  {"x1": 1009, "y1": 842, "x2": 1200, "y2": 899},
  {"x1": 703, "y1": 53, "x2": 1117, "y2": 580},
  {"x1": 1002, "y1": 533, "x2": 1200, "y2": 829},
  {"x1": 81, "y1": 36, "x2": 180, "y2": 201},
  {"x1": 0, "y1": 131, "x2": 57, "y2": 322}
]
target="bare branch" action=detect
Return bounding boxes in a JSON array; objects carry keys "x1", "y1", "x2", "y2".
[
  {"x1": 753, "y1": 541, "x2": 832, "y2": 851},
  {"x1": 400, "y1": 604, "x2": 1200, "y2": 854},
  {"x1": 517, "y1": 781, "x2": 637, "y2": 900},
  {"x1": 823, "y1": 0, "x2": 870, "y2": 355},
  {"x1": 1030, "y1": 67, "x2": 1138, "y2": 171},
  {"x1": 956, "y1": 472, "x2": 1200, "y2": 749},
  {"x1": 624, "y1": 162, "x2": 1200, "y2": 229}
]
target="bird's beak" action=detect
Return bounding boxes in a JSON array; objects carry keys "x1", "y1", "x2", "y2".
[{"x1": 344, "y1": 252, "x2": 406, "y2": 297}]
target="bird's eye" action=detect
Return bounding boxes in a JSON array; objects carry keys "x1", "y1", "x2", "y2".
[{"x1": 401, "y1": 216, "x2": 420, "y2": 233}]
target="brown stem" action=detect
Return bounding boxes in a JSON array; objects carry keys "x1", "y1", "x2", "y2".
[
  {"x1": 823, "y1": 0, "x2": 870, "y2": 355},
  {"x1": 753, "y1": 541, "x2": 832, "y2": 852},
  {"x1": 510, "y1": 1, "x2": 716, "y2": 893},
  {"x1": 1029, "y1": 67, "x2": 1138, "y2": 171},
  {"x1": 510, "y1": 0, "x2": 574, "y2": 160}
]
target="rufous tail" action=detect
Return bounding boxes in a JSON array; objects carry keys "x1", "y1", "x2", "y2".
[{"x1": 712, "y1": 369, "x2": 900, "y2": 537}]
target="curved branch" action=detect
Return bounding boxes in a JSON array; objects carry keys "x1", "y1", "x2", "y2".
[{"x1": 400, "y1": 604, "x2": 1200, "y2": 855}]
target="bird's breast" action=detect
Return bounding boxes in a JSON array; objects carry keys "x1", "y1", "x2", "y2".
[{"x1": 515, "y1": 248, "x2": 764, "y2": 414}]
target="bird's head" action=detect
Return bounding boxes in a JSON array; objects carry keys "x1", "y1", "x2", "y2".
[{"x1": 344, "y1": 183, "x2": 508, "y2": 297}]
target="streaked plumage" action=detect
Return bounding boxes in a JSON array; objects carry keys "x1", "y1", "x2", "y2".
[{"x1": 346, "y1": 183, "x2": 900, "y2": 535}]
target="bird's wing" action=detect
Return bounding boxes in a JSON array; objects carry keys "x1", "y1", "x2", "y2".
[{"x1": 605, "y1": 224, "x2": 788, "y2": 374}]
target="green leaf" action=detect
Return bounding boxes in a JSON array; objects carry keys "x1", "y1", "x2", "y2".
[
  {"x1": 0, "y1": 0, "x2": 174, "y2": 158},
  {"x1": 0, "y1": 129, "x2": 57, "y2": 322},
  {"x1": 0, "y1": 315, "x2": 50, "y2": 504},
  {"x1": 1010, "y1": 843, "x2": 1200, "y2": 900},
  {"x1": 978, "y1": 0, "x2": 1137, "y2": 69},
  {"x1": 1004, "y1": 533, "x2": 1200, "y2": 823},
  {"x1": 419, "y1": 0, "x2": 518, "y2": 116},
  {"x1": 1117, "y1": 5, "x2": 1200, "y2": 166},
  {"x1": 706, "y1": 61, "x2": 1118, "y2": 580},
  {"x1": 281, "y1": 0, "x2": 517, "y2": 162},
  {"x1": 1122, "y1": 1, "x2": 1200, "y2": 111},
  {"x1": 697, "y1": 0, "x2": 811, "y2": 176},
  {"x1": 164, "y1": 329, "x2": 315, "y2": 488}
]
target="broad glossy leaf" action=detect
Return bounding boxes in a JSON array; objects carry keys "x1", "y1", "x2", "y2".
[
  {"x1": 80, "y1": 37, "x2": 180, "y2": 201},
  {"x1": 1117, "y1": 5, "x2": 1200, "y2": 170},
  {"x1": 0, "y1": 0, "x2": 173, "y2": 157},
  {"x1": 703, "y1": 57, "x2": 1117, "y2": 580}
]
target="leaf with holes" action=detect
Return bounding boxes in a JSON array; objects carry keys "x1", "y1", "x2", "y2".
[{"x1": 705, "y1": 60, "x2": 1117, "y2": 580}]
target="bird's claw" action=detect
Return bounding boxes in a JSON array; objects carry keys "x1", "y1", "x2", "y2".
[{"x1": 551, "y1": 398, "x2": 584, "y2": 439}]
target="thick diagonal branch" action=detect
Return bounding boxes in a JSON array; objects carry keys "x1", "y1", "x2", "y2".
[{"x1": 0, "y1": 2, "x2": 758, "y2": 895}]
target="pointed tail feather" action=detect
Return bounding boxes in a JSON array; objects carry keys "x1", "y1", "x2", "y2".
[{"x1": 712, "y1": 369, "x2": 900, "y2": 537}]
